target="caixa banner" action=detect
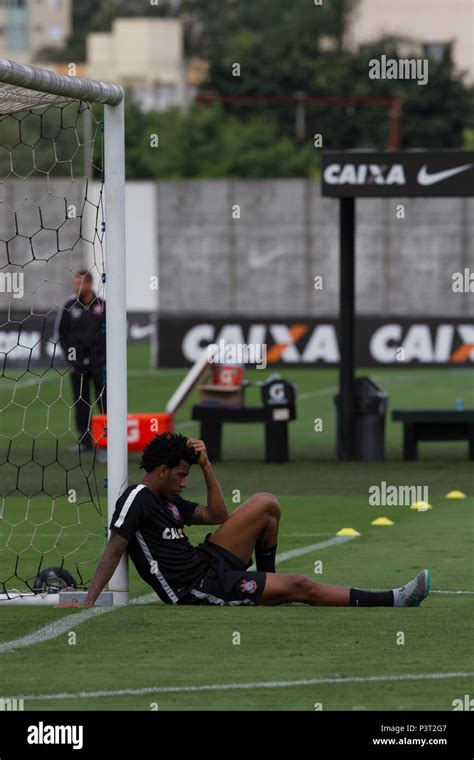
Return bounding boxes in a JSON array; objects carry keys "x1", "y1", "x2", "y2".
[
  {"x1": 158, "y1": 316, "x2": 474, "y2": 368},
  {"x1": 2, "y1": 313, "x2": 473, "y2": 369},
  {"x1": 322, "y1": 151, "x2": 474, "y2": 197}
]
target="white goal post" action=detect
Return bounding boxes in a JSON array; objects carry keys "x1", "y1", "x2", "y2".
[{"x1": 0, "y1": 59, "x2": 128, "y2": 605}]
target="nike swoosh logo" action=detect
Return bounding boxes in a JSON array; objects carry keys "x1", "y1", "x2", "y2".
[
  {"x1": 417, "y1": 163, "x2": 473, "y2": 186},
  {"x1": 129, "y1": 323, "x2": 155, "y2": 339},
  {"x1": 248, "y1": 245, "x2": 286, "y2": 269}
]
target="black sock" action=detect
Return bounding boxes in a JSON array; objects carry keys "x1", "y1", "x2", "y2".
[
  {"x1": 350, "y1": 588, "x2": 394, "y2": 607},
  {"x1": 255, "y1": 545, "x2": 277, "y2": 572}
]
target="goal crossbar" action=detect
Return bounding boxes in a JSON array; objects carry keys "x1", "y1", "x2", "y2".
[{"x1": 0, "y1": 58, "x2": 124, "y2": 113}]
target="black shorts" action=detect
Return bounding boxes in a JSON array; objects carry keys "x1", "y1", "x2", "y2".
[{"x1": 178, "y1": 535, "x2": 267, "y2": 606}]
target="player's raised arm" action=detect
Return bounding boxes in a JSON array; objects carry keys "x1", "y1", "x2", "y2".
[
  {"x1": 56, "y1": 533, "x2": 129, "y2": 608},
  {"x1": 186, "y1": 438, "x2": 229, "y2": 525}
]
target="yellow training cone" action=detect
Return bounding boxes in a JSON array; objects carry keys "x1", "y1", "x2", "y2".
[
  {"x1": 371, "y1": 517, "x2": 394, "y2": 526},
  {"x1": 336, "y1": 528, "x2": 361, "y2": 536},
  {"x1": 446, "y1": 490, "x2": 466, "y2": 499},
  {"x1": 410, "y1": 501, "x2": 432, "y2": 511}
]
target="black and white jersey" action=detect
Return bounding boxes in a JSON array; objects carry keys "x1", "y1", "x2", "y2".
[{"x1": 110, "y1": 484, "x2": 211, "y2": 604}]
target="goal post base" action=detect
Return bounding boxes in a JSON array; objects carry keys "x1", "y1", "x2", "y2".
[
  {"x1": 0, "y1": 590, "x2": 120, "y2": 606},
  {"x1": 0, "y1": 591, "x2": 59, "y2": 606},
  {"x1": 58, "y1": 590, "x2": 115, "y2": 606},
  {"x1": 107, "y1": 590, "x2": 129, "y2": 606}
]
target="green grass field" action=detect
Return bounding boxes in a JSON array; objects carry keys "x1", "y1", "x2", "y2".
[{"x1": 0, "y1": 345, "x2": 473, "y2": 710}]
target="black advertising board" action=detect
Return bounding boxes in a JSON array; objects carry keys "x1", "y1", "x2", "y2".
[
  {"x1": 157, "y1": 315, "x2": 474, "y2": 368},
  {"x1": 1, "y1": 312, "x2": 473, "y2": 369},
  {"x1": 321, "y1": 151, "x2": 474, "y2": 197}
]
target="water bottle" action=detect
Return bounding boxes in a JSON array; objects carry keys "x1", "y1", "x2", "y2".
[{"x1": 455, "y1": 398, "x2": 464, "y2": 411}]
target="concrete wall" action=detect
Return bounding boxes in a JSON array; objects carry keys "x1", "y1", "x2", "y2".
[
  {"x1": 158, "y1": 180, "x2": 474, "y2": 317},
  {"x1": 1, "y1": 179, "x2": 158, "y2": 314},
  {"x1": 3, "y1": 179, "x2": 473, "y2": 317},
  {"x1": 0, "y1": 177, "x2": 95, "y2": 313}
]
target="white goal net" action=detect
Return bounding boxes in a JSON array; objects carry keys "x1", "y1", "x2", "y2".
[{"x1": 0, "y1": 59, "x2": 128, "y2": 605}]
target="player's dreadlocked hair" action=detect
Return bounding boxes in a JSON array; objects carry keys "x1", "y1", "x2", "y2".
[{"x1": 139, "y1": 432, "x2": 199, "y2": 472}]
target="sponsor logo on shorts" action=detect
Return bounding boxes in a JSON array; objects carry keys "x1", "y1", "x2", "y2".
[{"x1": 240, "y1": 578, "x2": 258, "y2": 594}]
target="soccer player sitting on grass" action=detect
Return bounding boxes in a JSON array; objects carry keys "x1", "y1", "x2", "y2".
[{"x1": 60, "y1": 432, "x2": 430, "y2": 608}]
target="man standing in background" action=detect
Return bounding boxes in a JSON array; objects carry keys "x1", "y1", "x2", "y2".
[{"x1": 55, "y1": 271, "x2": 107, "y2": 455}]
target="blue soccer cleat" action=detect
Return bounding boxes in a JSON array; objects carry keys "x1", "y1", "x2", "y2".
[{"x1": 394, "y1": 569, "x2": 430, "y2": 607}]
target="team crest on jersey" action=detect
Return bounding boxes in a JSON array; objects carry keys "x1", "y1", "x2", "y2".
[
  {"x1": 240, "y1": 578, "x2": 258, "y2": 594},
  {"x1": 166, "y1": 502, "x2": 182, "y2": 522}
]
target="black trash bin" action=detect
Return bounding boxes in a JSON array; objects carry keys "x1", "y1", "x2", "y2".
[{"x1": 335, "y1": 377, "x2": 389, "y2": 462}]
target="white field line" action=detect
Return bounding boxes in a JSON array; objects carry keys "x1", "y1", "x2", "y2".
[
  {"x1": 0, "y1": 537, "x2": 355, "y2": 654},
  {"x1": 0, "y1": 373, "x2": 59, "y2": 390},
  {"x1": 284, "y1": 532, "x2": 334, "y2": 537},
  {"x1": 175, "y1": 384, "x2": 339, "y2": 428},
  {"x1": 246, "y1": 535, "x2": 356, "y2": 571},
  {"x1": 138, "y1": 369, "x2": 474, "y2": 432},
  {"x1": 0, "y1": 593, "x2": 157, "y2": 654},
  {"x1": 277, "y1": 370, "x2": 472, "y2": 403},
  {"x1": 3, "y1": 368, "x2": 465, "y2": 397},
  {"x1": 128, "y1": 369, "x2": 179, "y2": 376},
  {"x1": 130, "y1": 368, "x2": 468, "y2": 385},
  {"x1": 11, "y1": 671, "x2": 474, "y2": 703},
  {"x1": 253, "y1": 535, "x2": 474, "y2": 595},
  {"x1": 371, "y1": 370, "x2": 474, "y2": 384},
  {"x1": 175, "y1": 421, "x2": 199, "y2": 431},
  {"x1": 176, "y1": 370, "x2": 473, "y2": 427},
  {"x1": 270, "y1": 539, "x2": 474, "y2": 593},
  {"x1": 298, "y1": 386, "x2": 337, "y2": 401},
  {"x1": 0, "y1": 605, "x2": 117, "y2": 653},
  {"x1": 366, "y1": 589, "x2": 474, "y2": 595},
  {"x1": 0, "y1": 534, "x2": 471, "y2": 655}
]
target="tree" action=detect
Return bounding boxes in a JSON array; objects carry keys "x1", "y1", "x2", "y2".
[
  {"x1": 335, "y1": 38, "x2": 474, "y2": 149},
  {"x1": 122, "y1": 97, "x2": 315, "y2": 179},
  {"x1": 185, "y1": 0, "x2": 359, "y2": 94},
  {"x1": 40, "y1": 0, "x2": 474, "y2": 172},
  {"x1": 183, "y1": 2, "x2": 473, "y2": 151}
]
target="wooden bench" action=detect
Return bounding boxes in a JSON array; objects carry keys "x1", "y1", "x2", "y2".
[
  {"x1": 192, "y1": 403, "x2": 296, "y2": 463},
  {"x1": 392, "y1": 409, "x2": 474, "y2": 460}
]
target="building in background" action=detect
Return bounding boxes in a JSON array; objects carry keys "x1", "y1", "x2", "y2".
[
  {"x1": 348, "y1": 0, "x2": 474, "y2": 83},
  {"x1": 86, "y1": 17, "x2": 208, "y2": 112},
  {"x1": 0, "y1": 0, "x2": 71, "y2": 62}
]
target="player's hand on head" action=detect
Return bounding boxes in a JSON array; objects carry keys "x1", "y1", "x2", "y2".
[{"x1": 186, "y1": 438, "x2": 209, "y2": 465}]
